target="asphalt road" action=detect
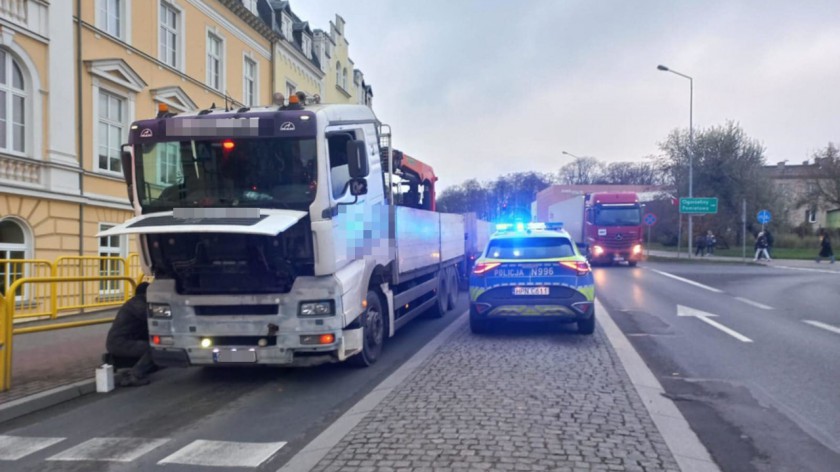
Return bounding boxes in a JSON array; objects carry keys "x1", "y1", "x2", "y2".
[
  {"x1": 596, "y1": 261, "x2": 840, "y2": 472},
  {"x1": 0, "y1": 296, "x2": 468, "y2": 471}
]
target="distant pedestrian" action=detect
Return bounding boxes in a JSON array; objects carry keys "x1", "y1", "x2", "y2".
[
  {"x1": 705, "y1": 230, "x2": 716, "y2": 256},
  {"x1": 753, "y1": 231, "x2": 771, "y2": 261},
  {"x1": 764, "y1": 229, "x2": 774, "y2": 258},
  {"x1": 815, "y1": 229, "x2": 835, "y2": 264},
  {"x1": 694, "y1": 233, "x2": 706, "y2": 257}
]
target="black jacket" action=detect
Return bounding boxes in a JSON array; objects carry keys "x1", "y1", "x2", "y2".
[{"x1": 106, "y1": 295, "x2": 149, "y2": 352}]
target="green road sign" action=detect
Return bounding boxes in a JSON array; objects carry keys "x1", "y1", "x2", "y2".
[{"x1": 680, "y1": 197, "x2": 718, "y2": 214}]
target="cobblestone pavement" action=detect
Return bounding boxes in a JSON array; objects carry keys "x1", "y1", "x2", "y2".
[{"x1": 311, "y1": 320, "x2": 680, "y2": 472}]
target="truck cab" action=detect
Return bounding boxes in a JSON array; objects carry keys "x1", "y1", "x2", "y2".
[{"x1": 584, "y1": 192, "x2": 644, "y2": 265}]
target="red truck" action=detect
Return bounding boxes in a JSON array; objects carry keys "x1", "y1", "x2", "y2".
[{"x1": 546, "y1": 192, "x2": 644, "y2": 266}]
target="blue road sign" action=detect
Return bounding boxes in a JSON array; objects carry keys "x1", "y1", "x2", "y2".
[
  {"x1": 644, "y1": 213, "x2": 657, "y2": 226},
  {"x1": 757, "y1": 210, "x2": 772, "y2": 225}
]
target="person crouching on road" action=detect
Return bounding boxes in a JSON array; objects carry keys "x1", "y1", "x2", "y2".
[
  {"x1": 753, "y1": 231, "x2": 771, "y2": 262},
  {"x1": 106, "y1": 282, "x2": 157, "y2": 386}
]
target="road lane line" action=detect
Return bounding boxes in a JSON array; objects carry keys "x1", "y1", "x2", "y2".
[
  {"x1": 694, "y1": 315, "x2": 754, "y2": 343},
  {"x1": 774, "y1": 265, "x2": 840, "y2": 275},
  {"x1": 648, "y1": 269, "x2": 723, "y2": 293},
  {"x1": 803, "y1": 320, "x2": 840, "y2": 336},
  {"x1": 734, "y1": 297, "x2": 773, "y2": 310}
]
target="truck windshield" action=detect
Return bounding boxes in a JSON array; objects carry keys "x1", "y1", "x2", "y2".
[
  {"x1": 134, "y1": 137, "x2": 317, "y2": 212},
  {"x1": 485, "y1": 237, "x2": 575, "y2": 259},
  {"x1": 594, "y1": 207, "x2": 641, "y2": 226}
]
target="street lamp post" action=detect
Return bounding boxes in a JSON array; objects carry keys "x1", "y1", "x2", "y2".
[
  {"x1": 562, "y1": 150, "x2": 581, "y2": 159},
  {"x1": 657, "y1": 64, "x2": 694, "y2": 258}
]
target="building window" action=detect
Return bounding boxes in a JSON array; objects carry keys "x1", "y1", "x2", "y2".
[
  {"x1": 281, "y1": 14, "x2": 293, "y2": 40},
  {"x1": 0, "y1": 219, "x2": 28, "y2": 297},
  {"x1": 243, "y1": 57, "x2": 257, "y2": 106},
  {"x1": 342, "y1": 68, "x2": 348, "y2": 89},
  {"x1": 98, "y1": 224, "x2": 125, "y2": 295},
  {"x1": 242, "y1": 0, "x2": 258, "y2": 15},
  {"x1": 286, "y1": 81, "x2": 296, "y2": 98},
  {"x1": 98, "y1": 0, "x2": 124, "y2": 38},
  {"x1": 159, "y1": 2, "x2": 180, "y2": 68},
  {"x1": 0, "y1": 49, "x2": 26, "y2": 154},
  {"x1": 806, "y1": 207, "x2": 817, "y2": 224},
  {"x1": 335, "y1": 61, "x2": 341, "y2": 87},
  {"x1": 97, "y1": 90, "x2": 125, "y2": 174},
  {"x1": 302, "y1": 35, "x2": 311, "y2": 59},
  {"x1": 207, "y1": 33, "x2": 223, "y2": 91},
  {"x1": 157, "y1": 142, "x2": 181, "y2": 185}
]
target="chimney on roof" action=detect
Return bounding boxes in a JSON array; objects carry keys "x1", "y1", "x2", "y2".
[{"x1": 777, "y1": 161, "x2": 786, "y2": 168}]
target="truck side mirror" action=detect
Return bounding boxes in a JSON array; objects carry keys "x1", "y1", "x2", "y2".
[
  {"x1": 349, "y1": 177, "x2": 368, "y2": 196},
  {"x1": 346, "y1": 140, "x2": 369, "y2": 178},
  {"x1": 120, "y1": 144, "x2": 134, "y2": 205}
]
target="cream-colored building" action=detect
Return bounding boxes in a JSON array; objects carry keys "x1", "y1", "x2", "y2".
[{"x1": 0, "y1": 0, "x2": 275, "y2": 293}]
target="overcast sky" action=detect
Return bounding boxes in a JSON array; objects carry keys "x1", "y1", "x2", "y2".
[{"x1": 292, "y1": 0, "x2": 840, "y2": 191}]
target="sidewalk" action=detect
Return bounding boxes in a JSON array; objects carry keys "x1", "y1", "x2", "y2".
[
  {"x1": 0, "y1": 310, "x2": 116, "y2": 414},
  {"x1": 647, "y1": 249, "x2": 840, "y2": 271}
]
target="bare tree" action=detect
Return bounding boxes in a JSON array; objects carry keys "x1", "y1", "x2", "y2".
[
  {"x1": 557, "y1": 157, "x2": 604, "y2": 184},
  {"x1": 806, "y1": 143, "x2": 840, "y2": 209}
]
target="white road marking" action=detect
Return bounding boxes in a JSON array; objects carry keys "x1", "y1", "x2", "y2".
[
  {"x1": 677, "y1": 305, "x2": 753, "y2": 343},
  {"x1": 774, "y1": 265, "x2": 840, "y2": 275},
  {"x1": 158, "y1": 439, "x2": 286, "y2": 468},
  {"x1": 803, "y1": 320, "x2": 840, "y2": 336},
  {"x1": 734, "y1": 297, "x2": 773, "y2": 310},
  {"x1": 47, "y1": 437, "x2": 168, "y2": 462},
  {"x1": 0, "y1": 435, "x2": 65, "y2": 461},
  {"x1": 648, "y1": 269, "x2": 723, "y2": 293}
]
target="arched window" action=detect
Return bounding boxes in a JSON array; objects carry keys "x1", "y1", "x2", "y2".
[
  {"x1": 335, "y1": 61, "x2": 341, "y2": 87},
  {"x1": 342, "y1": 68, "x2": 348, "y2": 90},
  {"x1": 0, "y1": 219, "x2": 30, "y2": 295},
  {"x1": 0, "y1": 49, "x2": 26, "y2": 153}
]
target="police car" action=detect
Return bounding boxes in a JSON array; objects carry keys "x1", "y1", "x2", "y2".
[{"x1": 468, "y1": 222, "x2": 595, "y2": 334}]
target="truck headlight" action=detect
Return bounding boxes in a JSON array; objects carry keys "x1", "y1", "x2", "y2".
[
  {"x1": 148, "y1": 303, "x2": 172, "y2": 318},
  {"x1": 632, "y1": 244, "x2": 642, "y2": 255},
  {"x1": 299, "y1": 301, "x2": 335, "y2": 317},
  {"x1": 592, "y1": 245, "x2": 605, "y2": 256}
]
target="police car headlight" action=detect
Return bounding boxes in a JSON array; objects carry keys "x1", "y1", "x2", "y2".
[
  {"x1": 148, "y1": 303, "x2": 172, "y2": 318},
  {"x1": 299, "y1": 301, "x2": 335, "y2": 317}
]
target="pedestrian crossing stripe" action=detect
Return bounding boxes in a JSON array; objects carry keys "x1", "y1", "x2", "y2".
[
  {"x1": 1, "y1": 435, "x2": 287, "y2": 467},
  {"x1": 47, "y1": 437, "x2": 170, "y2": 462},
  {"x1": 158, "y1": 439, "x2": 287, "y2": 467},
  {"x1": 0, "y1": 435, "x2": 65, "y2": 461}
]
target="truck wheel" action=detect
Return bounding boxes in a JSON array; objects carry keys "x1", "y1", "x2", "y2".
[
  {"x1": 577, "y1": 309, "x2": 596, "y2": 335},
  {"x1": 349, "y1": 290, "x2": 386, "y2": 367},
  {"x1": 446, "y1": 267, "x2": 458, "y2": 309},
  {"x1": 429, "y1": 272, "x2": 449, "y2": 318}
]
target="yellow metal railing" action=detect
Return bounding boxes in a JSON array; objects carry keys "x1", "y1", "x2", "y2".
[
  {"x1": 1, "y1": 276, "x2": 138, "y2": 392},
  {"x1": 1, "y1": 254, "x2": 148, "y2": 322}
]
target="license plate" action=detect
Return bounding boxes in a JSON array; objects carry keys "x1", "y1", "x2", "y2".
[
  {"x1": 614, "y1": 256, "x2": 625, "y2": 262},
  {"x1": 212, "y1": 349, "x2": 257, "y2": 363},
  {"x1": 513, "y1": 286, "x2": 549, "y2": 296}
]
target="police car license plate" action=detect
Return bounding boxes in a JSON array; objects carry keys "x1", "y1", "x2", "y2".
[
  {"x1": 513, "y1": 286, "x2": 549, "y2": 296},
  {"x1": 212, "y1": 349, "x2": 257, "y2": 363}
]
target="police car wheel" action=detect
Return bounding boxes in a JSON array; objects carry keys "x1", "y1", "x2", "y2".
[
  {"x1": 577, "y1": 310, "x2": 596, "y2": 335},
  {"x1": 349, "y1": 290, "x2": 386, "y2": 367},
  {"x1": 469, "y1": 308, "x2": 491, "y2": 334},
  {"x1": 628, "y1": 261, "x2": 638, "y2": 267}
]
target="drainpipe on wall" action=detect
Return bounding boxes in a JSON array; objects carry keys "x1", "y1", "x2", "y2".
[
  {"x1": 75, "y1": 0, "x2": 84, "y2": 257},
  {"x1": 270, "y1": 38, "x2": 276, "y2": 100}
]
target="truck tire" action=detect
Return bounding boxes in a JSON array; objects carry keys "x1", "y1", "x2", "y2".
[
  {"x1": 577, "y1": 309, "x2": 596, "y2": 335},
  {"x1": 349, "y1": 290, "x2": 386, "y2": 367},
  {"x1": 446, "y1": 267, "x2": 458, "y2": 309},
  {"x1": 429, "y1": 272, "x2": 449, "y2": 318}
]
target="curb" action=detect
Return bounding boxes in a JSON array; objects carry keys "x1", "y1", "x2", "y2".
[
  {"x1": 596, "y1": 299, "x2": 721, "y2": 472},
  {"x1": 0, "y1": 379, "x2": 95, "y2": 424}
]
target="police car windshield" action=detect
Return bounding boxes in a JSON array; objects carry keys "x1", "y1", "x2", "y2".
[
  {"x1": 594, "y1": 207, "x2": 641, "y2": 226},
  {"x1": 486, "y1": 237, "x2": 575, "y2": 259},
  {"x1": 134, "y1": 137, "x2": 317, "y2": 212}
]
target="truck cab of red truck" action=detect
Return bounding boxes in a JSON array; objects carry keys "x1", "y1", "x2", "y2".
[{"x1": 584, "y1": 192, "x2": 644, "y2": 266}]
